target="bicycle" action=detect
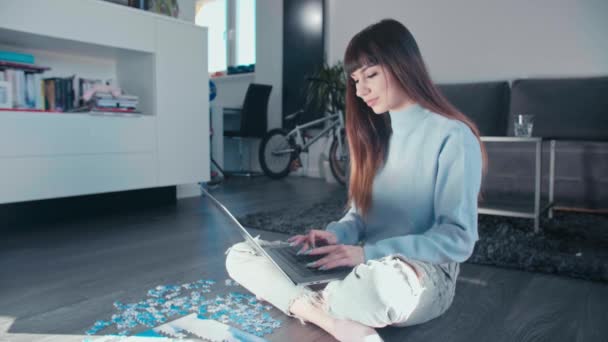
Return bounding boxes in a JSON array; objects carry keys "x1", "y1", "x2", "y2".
[{"x1": 258, "y1": 81, "x2": 349, "y2": 185}]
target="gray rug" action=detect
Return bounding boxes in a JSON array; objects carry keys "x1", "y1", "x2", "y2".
[{"x1": 239, "y1": 190, "x2": 608, "y2": 283}]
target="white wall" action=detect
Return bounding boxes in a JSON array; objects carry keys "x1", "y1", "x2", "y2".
[
  {"x1": 177, "y1": 0, "x2": 196, "y2": 22},
  {"x1": 212, "y1": 74, "x2": 254, "y2": 171},
  {"x1": 208, "y1": 0, "x2": 284, "y2": 173},
  {"x1": 210, "y1": 0, "x2": 284, "y2": 131},
  {"x1": 196, "y1": 0, "x2": 608, "y2": 183},
  {"x1": 255, "y1": 0, "x2": 283, "y2": 130},
  {"x1": 173, "y1": 0, "x2": 200, "y2": 198},
  {"x1": 326, "y1": 0, "x2": 608, "y2": 83},
  {"x1": 192, "y1": 0, "x2": 283, "y2": 132}
]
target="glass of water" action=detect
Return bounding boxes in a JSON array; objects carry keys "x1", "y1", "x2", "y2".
[{"x1": 514, "y1": 114, "x2": 534, "y2": 137}]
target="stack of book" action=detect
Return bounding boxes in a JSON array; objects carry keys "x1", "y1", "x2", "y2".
[
  {"x1": 0, "y1": 51, "x2": 50, "y2": 110},
  {"x1": 92, "y1": 92, "x2": 139, "y2": 113},
  {"x1": 43, "y1": 76, "x2": 77, "y2": 112},
  {"x1": 0, "y1": 50, "x2": 141, "y2": 114},
  {"x1": 103, "y1": 0, "x2": 147, "y2": 9}
]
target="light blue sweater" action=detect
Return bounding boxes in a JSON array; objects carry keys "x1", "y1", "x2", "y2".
[{"x1": 325, "y1": 104, "x2": 482, "y2": 264}]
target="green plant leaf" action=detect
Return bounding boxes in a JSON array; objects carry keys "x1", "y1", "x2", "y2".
[{"x1": 302, "y1": 61, "x2": 346, "y2": 116}]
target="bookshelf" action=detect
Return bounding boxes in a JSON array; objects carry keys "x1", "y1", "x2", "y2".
[{"x1": 0, "y1": 0, "x2": 209, "y2": 204}]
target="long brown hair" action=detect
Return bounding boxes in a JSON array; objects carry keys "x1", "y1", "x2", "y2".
[{"x1": 344, "y1": 19, "x2": 487, "y2": 217}]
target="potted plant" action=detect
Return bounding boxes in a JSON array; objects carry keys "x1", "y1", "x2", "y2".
[{"x1": 302, "y1": 61, "x2": 346, "y2": 116}]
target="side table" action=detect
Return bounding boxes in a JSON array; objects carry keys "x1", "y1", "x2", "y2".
[{"x1": 479, "y1": 137, "x2": 553, "y2": 232}]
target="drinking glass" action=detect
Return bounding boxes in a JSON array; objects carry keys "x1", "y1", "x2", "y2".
[{"x1": 514, "y1": 114, "x2": 534, "y2": 137}]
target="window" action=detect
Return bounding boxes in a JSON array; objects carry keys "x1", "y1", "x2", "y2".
[
  {"x1": 196, "y1": 0, "x2": 256, "y2": 73},
  {"x1": 235, "y1": 0, "x2": 255, "y2": 66},
  {"x1": 196, "y1": 0, "x2": 227, "y2": 73}
]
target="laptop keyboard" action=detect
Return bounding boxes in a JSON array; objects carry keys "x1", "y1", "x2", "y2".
[{"x1": 269, "y1": 246, "x2": 347, "y2": 277}]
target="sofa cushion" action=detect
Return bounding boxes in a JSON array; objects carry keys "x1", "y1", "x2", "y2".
[
  {"x1": 438, "y1": 81, "x2": 510, "y2": 136},
  {"x1": 509, "y1": 76, "x2": 608, "y2": 141}
]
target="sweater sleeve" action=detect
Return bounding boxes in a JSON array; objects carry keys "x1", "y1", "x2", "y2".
[
  {"x1": 325, "y1": 202, "x2": 365, "y2": 245},
  {"x1": 363, "y1": 125, "x2": 482, "y2": 263}
]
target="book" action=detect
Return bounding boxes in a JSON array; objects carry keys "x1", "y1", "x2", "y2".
[
  {"x1": 94, "y1": 92, "x2": 139, "y2": 109},
  {"x1": 64, "y1": 75, "x2": 75, "y2": 111},
  {"x1": 41, "y1": 76, "x2": 77, "y2": 112},
  {"x1": 44, "y1": 78, "x2": 56, "y2": 111},
  {"x1": 128, "y1": 0, "x2": 148, "y2": 9},
  {"x1": 4, "y1": 69, "x2": 15, "y2": 107},
  {"x1": 0, "y1": 51, "x2": 35, "y2": 64},
  {"x1": 0, "y1": 60, "x2": 50, "y2": 73},
  {"x1": 0, "y1": 80, "x2": 11, "y2": 109},
  {"x1": 25, "y1": 73, "x2": 36, "y2": 108},
  {"x1": 55, "y1": 77, "x2": 64, "y2": 112},
  {"x1": 78, "y1": 78, "x2": 103, "y2": 106},
  {"x1": 104, "y1": 0, "x2": 130, "y2": 6},
  {"x1": 144, "y1": 313, "x2": 268, "y2": 342},
  {"x1": 95, "y1": 100, "x2": 138, "y2": 109},
  {"x1": 35, "y1": 73, "x2": 44, "y2": 110},
  {"x1": 14, "y1": 70, "x2": 26, "y2": 108},
  {"x1": 94, "y1": 92, "x2": 138, "y2": 101},
  {"x1": 91, "y1": 107, "x2": 140, "y2": 113},
  {"x1": 0, "y1": 108, "x2": 59, "y2": 113}
]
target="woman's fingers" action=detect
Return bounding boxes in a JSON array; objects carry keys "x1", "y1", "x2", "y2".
[
  {"x1": 310, "y1": 230, "x2": 323, "y2": 248},
  {"x1": 300, "y1": 230, "x2": 321, "y2": 253},
  {"x1": 288, "y1": 235, "x2": 304, "y2": 245},
  {"x1": 308, "y1": 251, "x2": 343, "y2": 269},
  {"x1": 306, "y1": 245, "x2": 364, "y2": 270},
  {"x1": 309, "y1": 254, "x2": 352, "y2": 270},
  {"x1": 298, "y1": 241, "x2": 314, "y2": 254},
  {"x1": 293, "y1": 239, "x2": 311, "y2": 254},
  {"x1": 318, "y1": 258, "x2": 352, "y2": 270},
  {"x1": 305, "y1": 245, "x2": 342, "y2": 269},
  {"x1": 291, "y1": 229, "x2": 335, "y2": 254},
  {"x1": 288, "y1": 235, "x2": 305, "y2": 243},
  {"x1": 306, "y1": 245, "x2": 339, "y2": 255},
  {"x1": 289, "y1": 229, "x2": 336, "y2": 250},
  {"x1": 296, "y1": 233, "x2": 312, "y2": 254},
  {"x1": 317, "y1": 230, "x2": 338, "y2": 245}
]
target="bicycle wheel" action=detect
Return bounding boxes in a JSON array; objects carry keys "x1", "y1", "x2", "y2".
[
  {"x1": 259, "y1": 129, "x2": 295, "y2": 179},
  {"x1": 329, "y1": 132, "x2": 349, "y2": 186}
]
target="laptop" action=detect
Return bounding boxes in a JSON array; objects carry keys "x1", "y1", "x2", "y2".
[{"x1": 204, "y1": 189, "x2": 352, "y2": 286}]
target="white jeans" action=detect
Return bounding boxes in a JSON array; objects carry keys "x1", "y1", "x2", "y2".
[{"x1": 225, "y1": 239, "x2": 459, "y2": 328}]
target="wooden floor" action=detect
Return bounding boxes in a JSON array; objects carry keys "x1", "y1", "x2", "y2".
[{"x1": 1, "y1": 176, "x2": 607, "y2": 342}]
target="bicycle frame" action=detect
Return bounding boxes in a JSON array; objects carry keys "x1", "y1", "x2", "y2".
[
  {"x1": 261, "y1": 79, "x2": 350, "y2": 181},
  {"x1": 289, "y1": 112, "x2": 346, "y2": 153}
]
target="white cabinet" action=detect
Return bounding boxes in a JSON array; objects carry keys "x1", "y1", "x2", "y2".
[
  {"x1": 2, "y1": 152, "x2": 158, "y2": 204},
  {"x1": 0, "y1": 0, "x2": 209, "y2": 204},
  {"x1": 0, "y1": 0, "x2": 156, "y2": 53},
  {"x1": 156, "y1": 18, "x2": 209, "y2": 186},
  {"x1": 0, "y1": 112, "x2": 156, "y2": 157}
]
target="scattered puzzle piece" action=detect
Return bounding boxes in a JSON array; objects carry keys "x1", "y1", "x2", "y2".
[{"x1": 85, "y1": 278, "x2": 282, "y2": 338}]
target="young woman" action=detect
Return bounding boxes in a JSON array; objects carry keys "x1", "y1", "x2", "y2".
[{"x1": 226, "y1": 19, "x2": 486, "y2": 342}]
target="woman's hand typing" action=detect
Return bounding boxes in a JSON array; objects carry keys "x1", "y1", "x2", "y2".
[
  {"x1": 288, "y1": 229, "x2": 338, "y2": 255},
  {"x1": 305, "y1": 245, "x2": 365, "y2": 270}
]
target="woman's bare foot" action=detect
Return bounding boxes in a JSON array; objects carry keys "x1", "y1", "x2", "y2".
[
  {"x1": 289, "y1": 296, "x2": 383, "y2": 342},
  {"x1": 331, "y1": 319, "x2": 383, "y2": 342}
]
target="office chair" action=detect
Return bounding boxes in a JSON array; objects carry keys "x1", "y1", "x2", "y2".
[{"x1": 224, "y1": 83, "x2": 272, "y2": 176}]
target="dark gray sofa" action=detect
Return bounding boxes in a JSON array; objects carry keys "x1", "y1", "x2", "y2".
[{"x1": 439, "y1": 76, "x2": 608, "y2": 211}]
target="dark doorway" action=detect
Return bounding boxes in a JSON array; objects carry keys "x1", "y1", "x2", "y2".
[{"x1": 282, "y1": 0, "x2": 325, "y2": 127}]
